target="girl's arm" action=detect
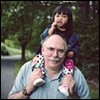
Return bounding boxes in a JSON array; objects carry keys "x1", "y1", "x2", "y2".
[
  {"x1": 40, "y1": 25, "x2": 51, "y2": 40},
  {"x1": 68, "y1": 33, "x2": 80, "y2": 57},
  {"x1": 41, "y1": 22, "x2": 58, "y2": 40}
]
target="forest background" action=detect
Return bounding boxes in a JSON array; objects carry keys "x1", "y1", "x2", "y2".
[{"x1": 1, "y1": 1, "x2": 99, "y2": 99}]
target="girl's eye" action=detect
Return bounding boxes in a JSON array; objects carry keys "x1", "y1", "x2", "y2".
[
  {"x1": 56, "y1": 15, "x2": 60, "y2": 17},
  {"x1": 63, "y1": 15, "x2": 67, "y2": 18}
]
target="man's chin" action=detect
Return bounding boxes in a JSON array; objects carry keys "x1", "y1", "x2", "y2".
[{"x1": 50, "y1": 61, "x2": 60, "y2": 67}]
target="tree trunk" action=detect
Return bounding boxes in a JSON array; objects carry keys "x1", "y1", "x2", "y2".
[{"x1": 21, "y1": 45, "x2": 26, "y2": 62}]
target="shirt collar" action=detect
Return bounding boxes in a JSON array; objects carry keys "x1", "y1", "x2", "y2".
[{"x1": 43, "y1": 65, "x2": 64, "y2": 80}]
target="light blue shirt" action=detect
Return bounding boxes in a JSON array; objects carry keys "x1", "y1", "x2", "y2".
[{"x1": 8, "y1": 60, "x2": 91, "y2": 99}]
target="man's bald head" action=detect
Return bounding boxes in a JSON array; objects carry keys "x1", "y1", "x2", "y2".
[
  {"x1": 42, "y1": 34, "x2": 67, "y2": 52},
  {"x1": 41, "y1": 34, "x2": 67, "y2": 71}
]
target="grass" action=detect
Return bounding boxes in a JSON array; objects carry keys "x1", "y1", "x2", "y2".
[
  {"x1": 89, "y1": 83, "x2": 99, "y2": 99},
  {"x1": 14, "y1": 60, "x2": 24, "y2": 75},
  {"x1": 14, "y1": 55, "x2": 33, "y2": 75},
  {"x1": 90, "y1": 88, "x2": 99, "y2": 99}
]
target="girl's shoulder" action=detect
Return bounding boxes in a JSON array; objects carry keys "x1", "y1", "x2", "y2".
[
  {"x1": 72, "y1": 32, "x2": 79, "y2": 36},
  {"x1": 71, "y1": 32, "x2": 80, "y2": 39},
  {"x1": 68, "y1": 32, "x2": 80, "y2": 42},
  {"x1": 46, "y1": 24, "x2": 51, "y2": 28}
]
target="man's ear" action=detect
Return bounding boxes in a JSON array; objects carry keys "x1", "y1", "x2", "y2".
[
  {"x1": 64, "y1": 53, "x2": 66, "y2": 59},
  {"x1": 41, "y1": 46, "x2": 44, "y2": 55}
]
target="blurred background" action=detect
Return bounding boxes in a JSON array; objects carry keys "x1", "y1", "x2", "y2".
[{"x1": 1, "y1": 1, "x2": 99, "y2": 99}]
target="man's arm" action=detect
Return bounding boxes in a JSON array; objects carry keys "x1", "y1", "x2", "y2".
[
  {"x1": 8, "y1": 63, "x2": 44, "y2": 99},
  {"x1": 8, "y1": 85, "x2": 36, "y2": 99},
  {"x1": 74, "y1": 68, "x2": 91, "y2": 99}
]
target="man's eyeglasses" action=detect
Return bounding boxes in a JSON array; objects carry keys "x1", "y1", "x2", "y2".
[{"x1": 44, "y1": 45, "x2": 66, "y2": 56}]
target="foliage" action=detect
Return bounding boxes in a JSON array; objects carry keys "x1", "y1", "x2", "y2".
[
  {"x1": 1, "y1": 42, "x2": 21, "y2": 55},
  {"x1": 1, "y1": 42, "x2": 31, "y2": 56},
  {"x1": 1, "y1": 2, "x2": 99, "y2": 95},
  {"x1": 90, "y1": 89, "x2": 99, "y2": 99},
  {"x1": 1, "y1": 44, "x2": 9, "y2": 55},
  {"x1": 1, "y1": 1, "x2": 99, "y2": 99},
  {"x1": 14, "y1": 60, "x2": 24, "y2": 75},
  {"x1": 89, "y1": 83, "x2": 99, "y2": 99},
  {"x1": 75, "y1": 17, "x2": 99, "y2": 80}
]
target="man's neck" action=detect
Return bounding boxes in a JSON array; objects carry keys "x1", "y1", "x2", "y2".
[{"x1": 45, "y1": 66, "x2": 61, "y2": 79}]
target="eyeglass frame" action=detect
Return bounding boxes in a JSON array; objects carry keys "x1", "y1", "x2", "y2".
[{"x1": 43, "y1": 45, "x2": 66, "y2": 56}]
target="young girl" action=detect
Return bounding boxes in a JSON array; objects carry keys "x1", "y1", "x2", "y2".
[{"x1": 32, "y1": 5, "x2": 80, "y2": 96}]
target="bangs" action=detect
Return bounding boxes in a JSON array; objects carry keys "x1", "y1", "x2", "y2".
[
  {"x1": 57, "y1": 11, "x2": 68, "y2": 15},
  {"x1": 53, "y1": 5, "x2": 71, "y2": 16}
]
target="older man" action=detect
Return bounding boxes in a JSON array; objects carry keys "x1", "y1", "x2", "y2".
[{"x1": 8, "y1": 34, "x2": 91, "y2": 99}]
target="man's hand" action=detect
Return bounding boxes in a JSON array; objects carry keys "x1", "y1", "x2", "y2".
[
  {"x1": 61, "y1": 74, "x2": 75, "y2": 96},
  {"x1": 26, "y1": 68, "x2": 44, "y2": 94}
]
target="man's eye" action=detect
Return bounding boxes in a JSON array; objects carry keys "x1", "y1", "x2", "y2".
[
  {"x1": 58, "y1": 49, "x2": 64, "y2": 53},
  {"x1": 48, "y1": 48, "x2": 54, "y2": 51}
]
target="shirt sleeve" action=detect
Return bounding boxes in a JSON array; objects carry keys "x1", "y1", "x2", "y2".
[
  {"x1": 8, "y1": 61, "x2": 32, "y2": 96},
  {"x1": 74, "y1": 68, "x2": 91, "y2": 99}
]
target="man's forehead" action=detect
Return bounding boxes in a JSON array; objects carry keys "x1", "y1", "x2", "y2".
[
  {"x1": 42, "y1": 34, "x2": 67, "y2": 51},
  {"x1": 44, "y1": 35, "x2": 65, "y2": 44}
]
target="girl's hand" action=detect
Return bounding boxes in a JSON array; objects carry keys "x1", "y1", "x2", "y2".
[
  {"x1": 51, "y1": 21, "x2": 58, "y2": 29},
  {"x1": 48, "y1": 21, "x2": 59, "y2": 35},
  {"x1": 67, "y1": 51, "x2": 75, "y2": 58}
]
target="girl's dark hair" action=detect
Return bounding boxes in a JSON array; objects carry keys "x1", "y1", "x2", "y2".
[{"x1": 52, "y1": 5, "x2": 73, "y2": 37}]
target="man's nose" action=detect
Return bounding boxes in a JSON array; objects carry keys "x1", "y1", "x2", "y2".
[{"x1": 52, "y1": 50, "x2": 59, "y2": 56}]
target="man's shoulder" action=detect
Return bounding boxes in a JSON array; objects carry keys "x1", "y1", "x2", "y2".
[
  {"x1": 74, "y1": 67, "x2": 86, "y2": 81},
  {"x1": 20, "y1": 60, "x2": 32, "y2": 71},
  {"x1": 24, "y1": 60, "x2": 32, "y2": 65},
  {"x1": 74, "y1": 67, "x2": 82, "y2": 74},
  {"x1": 21, "y1": 60, "x2": 32, "y2": 67}
]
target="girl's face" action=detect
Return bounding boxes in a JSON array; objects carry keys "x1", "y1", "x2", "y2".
[{"x1": 54, "y1": 12, "x2": 68, "y2": 27}]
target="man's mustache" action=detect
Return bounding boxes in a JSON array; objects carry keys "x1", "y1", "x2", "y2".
[{"x1": 48, "y1": 57, "x2": 61, "y2": 62}]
